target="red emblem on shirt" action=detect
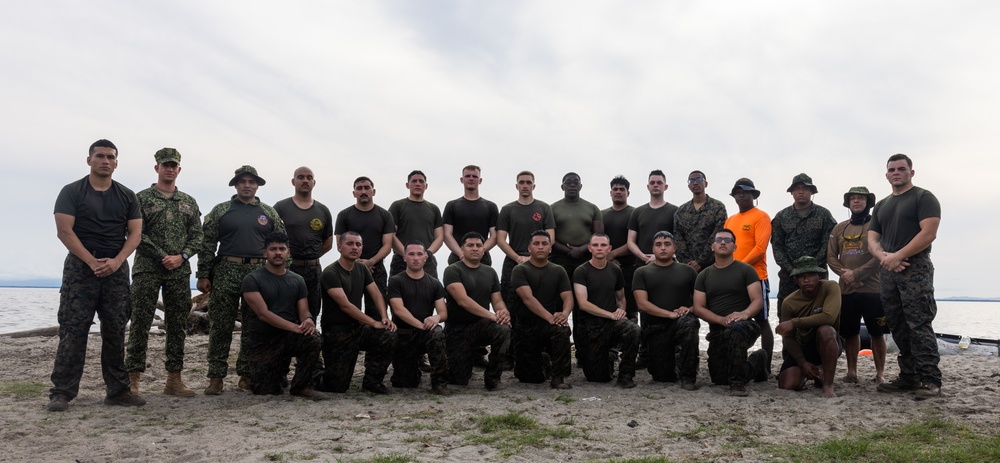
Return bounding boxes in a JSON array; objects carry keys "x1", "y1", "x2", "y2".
[
  {"x1": 258, "y1": 215, "x2": 269, "y2": 226},
  {"x1": 532, "y1": 213, "x2": 542, "y2": 222}
]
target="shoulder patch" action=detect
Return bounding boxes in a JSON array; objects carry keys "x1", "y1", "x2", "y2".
[{"x1": 258, "y1": 214, "x2": 269, "y2": 226}]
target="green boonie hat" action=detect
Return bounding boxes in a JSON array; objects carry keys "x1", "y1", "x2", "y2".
[
  {"x1": 786, "y1": 173, "x2": 818, "y2": 194},
  {"x1": 730, "y1": 177, "x2": 760, "y2": 198},
  {"x1": 843, "y1": 186, "x2": 876, "y2": 209},
  {"x1": 154, "y1": 148, "x2": 181, "y2": 164},
  {"x1": 229, "y1": 165, "x2": 266, "y2": 186},
  {"x1": 790, "y1": 256, "x2": 826, "y2": 277}
]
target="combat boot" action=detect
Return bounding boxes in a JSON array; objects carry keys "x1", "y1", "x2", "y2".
[
  {"x1": 204, "y1": 377, "x2": 225, "y2": 395},
  {"x1": 164, "y1": 371, "x2": 196, "y2": 397},
  {"x1": 129, "y1": 371, "x2": 141, "y2": 396}
]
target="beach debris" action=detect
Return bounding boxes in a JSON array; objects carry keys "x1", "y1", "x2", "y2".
[
  {"x1": 355, "y1": 413, "x2": 371, "y2": 419},
  {"x1": 627, "y1": 420, "x2": 639, "y2": 428},
  {"x1": 581, "y1": 397, "x2": 601, "y2": 401}
]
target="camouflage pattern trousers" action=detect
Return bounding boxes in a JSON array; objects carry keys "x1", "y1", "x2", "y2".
[
  {"x1": 391, "y1": 326, "x2": 449, "y2": 388},
  {"x1": 320, "y1": 325, "x2": 397, "y2": 392},
  {"x1": 880, "y1": 254, "x2": 941, "y2": 386},
  {"x1": 513, "y1": 321, "x2": 571, "y2": 384},
  {"x1": 644, "y1": 314, "x2": 701, "y2": 383},
  {"x1": 50, "y1": 254, "x2": 132, "y2": 400},
  {"x1": 206, "y1": 260, "x2": 260, "y2": 378},
  {"x1": 126, "y1": 273, "x2": 191, "y2": 373},
  {"x1": 244, "y1": 330, "x2": 323, "y2": 395},
  {"x1": 289, "y1": 261, "x2": 322, "y2": 319},
  {"x1": 575, "y1": 318, "x2": 641, "y2": 382},
  {"x1": 706, "y1": 320, "x2": 761, "y2": 385},
  {"x1": 445, "y1": 318, "x2": 511, "y2": 386}
]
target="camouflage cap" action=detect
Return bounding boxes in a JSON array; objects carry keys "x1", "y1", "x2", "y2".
[
  {"x1": 786, "y1": 173, "x2": 818, "y2": 194},
  {"x1": 154, "y1": 148, "x2": 181, "y2": 164},
  {"x1": 229, "y1": 165, "x2": 266, "y2": 186},
  {"x1": 843, "y1": 186, "x2": 876, "y2": 209},
  {"x1": 789, "y1": 256, "x2": 826, "y2": 277},
  {"x1": 730, "y1": 178, "x2": 760, "y2": 198}
]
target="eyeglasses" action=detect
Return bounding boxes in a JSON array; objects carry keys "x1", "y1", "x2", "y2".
[
  {"x1": 688, "y1": 177, "x2": 705, "y2": 184},
  {"x1": 713, "y1": 237, "x2": 734, "y2": 244}
]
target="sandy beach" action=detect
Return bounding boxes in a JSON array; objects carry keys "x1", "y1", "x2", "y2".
[{"x1": 1, "y1": 332, "x2": 997, "y2": 462}]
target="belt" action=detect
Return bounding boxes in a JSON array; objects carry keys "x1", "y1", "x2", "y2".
[
  {"x1": 220, "y1": 256, "x2": 265, "y2": 264},
  {"x1": 90, "y1": 249, "x2": 120, "y2": 259},
  {"x1": 291, "y1": 259, "x2": 320, "y2": 266}
]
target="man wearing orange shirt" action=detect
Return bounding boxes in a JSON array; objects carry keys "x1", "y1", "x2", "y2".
[{"x1": 724, "y1": 178, "x2": 774, "y2": 373}]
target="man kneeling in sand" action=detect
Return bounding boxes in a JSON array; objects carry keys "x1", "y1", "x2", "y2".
[
  {"x1": 241, "y1": 232, "x2": 329, "y2": 399},
  {"x1": 776, "y1": 256, "x2": 842, "y2": 398}
]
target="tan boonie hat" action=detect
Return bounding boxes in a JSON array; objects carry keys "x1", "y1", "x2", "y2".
[
  {"x1": 843, "y1": 186, "x2": 876, "y2": 209},
  {"x1": 229, "y1": 165, "x2": 266, "y2": 186},
  {"x1": 789, "y1": 256, "x2": 826, "y2": 277},
  {"x1": 154, "y1": 148, "x2": 181, "y2": 164},
  {"x1": 786, "y1": 173, "x2": 818, "y2": 194}
]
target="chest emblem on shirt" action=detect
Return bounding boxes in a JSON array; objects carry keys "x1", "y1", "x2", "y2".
[
  {"x1": 742, "y1": 224, "x2": 751, "y2": 231},
  {"x1": 532, "y1": 212, "x2": 542, "y2": 222},
  {"x1": 258, "y1": 215, "x2": 269, "y2": 226},
  {"x1": 310, "y1": 218, "x2": 324, "y2": 231}
]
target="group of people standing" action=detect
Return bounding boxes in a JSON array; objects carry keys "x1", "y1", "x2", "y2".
[{"x1": 46, "y1": 138, "x2": 942, "y2": 411}]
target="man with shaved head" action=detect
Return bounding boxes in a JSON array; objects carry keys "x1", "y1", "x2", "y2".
[{"x1": 275, "y1": 166, "x2": 334, "y2": 319}]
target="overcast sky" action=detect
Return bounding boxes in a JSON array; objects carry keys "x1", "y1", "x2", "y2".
[{"x1": 1, "y1": 1, "x2": 996, "y2": 298}]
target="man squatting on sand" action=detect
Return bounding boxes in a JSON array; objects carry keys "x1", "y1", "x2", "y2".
[{"x1": 49, "y1": 148, "x2": 944, "y2": 408}]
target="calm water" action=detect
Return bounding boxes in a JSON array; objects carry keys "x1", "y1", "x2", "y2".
[{"x1": 1, "y1": 287, "x2": 997, "y2": 343}]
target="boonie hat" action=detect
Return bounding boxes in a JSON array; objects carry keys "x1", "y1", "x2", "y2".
[
  {"x1": 786, "y1": 173, "x2": 818, "y2": 194},
  {"x1": 842, "y1": 186, "x2": 876, "y2": 210},
  {"x1": 789, "y1": 256, "x2": 826, "y2": 277},
  {"x1": 730, "y1": 178, "x2": 760, "y2": 199},
  {"x1": 154, "y1": 148, "x2": 181, "y2": 164},
  {"x1": 229, "y1": 165, "x2": 266, "y2": 186}
]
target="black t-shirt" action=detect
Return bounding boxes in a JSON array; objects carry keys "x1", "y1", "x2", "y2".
[
  {"x1": 628, "y1": 202, "x2": 678, "y2": 254},
  {"x1": 240, "y1": 268, "x2": 308, "y2": 336},
  {"x1": 602, "y1": 205, "x2": 635, "y2": 267},
  {"x1": 388, "y1": 198, "x2": 443, "y2": 247},
  {"x1": 632, "y1": 262, "x2": 697, "y2": 324},
  {"x1": 442, "y1": 197, "x2": 499, "y2": 242},
  {"x1": 335, "y1": 205, "x2": 394, "y2": 260},
  {"x1": 388, "y1": 273, "x2": 446, "y2": 323},
  {"x1": 573, "y1": 261, "x2": 625, "y2": 321},
  {"x1": 274, "y1": 198, "x2": 333, "y2": 260},
  {"x1": 510, "y1": 261, "x2": 571, "y2": 323},
  {"x1": 694, "y1": 261, "x2": 759, "y2": 318},
  {"x1": 442, "y1": 261, "x2": 501, "y2": 325},
  {"x1": 870, "y1": 186, "x2": 941, "y2": 254},
  {"x1": 53, "y1": 176, "x2": 141, "y2": 254},
  {"x1": 320, "y1": 261, "x2": 374, "y2": 328}
]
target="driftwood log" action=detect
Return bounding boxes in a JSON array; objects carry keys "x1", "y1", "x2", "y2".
[{"x1": 0, "y1": 291, "x2": 241, "y2": 338}]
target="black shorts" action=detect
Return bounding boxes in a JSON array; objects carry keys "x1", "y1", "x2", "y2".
[
  {"x1": 779, "y1": 334, "x2": 844, "y2": 372},
  {"x1": 753, "y1": 279, "x2": 771, "y2": 323},
  {"x1": 839, "y1": 292, "x2": 887, "y2": 338}
]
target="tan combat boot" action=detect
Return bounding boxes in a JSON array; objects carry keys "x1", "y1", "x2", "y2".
[
  {"x1": 164, "y1": 371, "x2": 196, "y2": 397},
  {"x1": 129, "y1": 371, "x2": 141, "y2": 396},
  {"x1": 204, "y1": 377, "x2": 224, "y2": 395}
]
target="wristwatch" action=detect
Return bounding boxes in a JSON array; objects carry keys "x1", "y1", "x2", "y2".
[{"x1": 182, "y1": 252, "x2": 190, "y2": 261}]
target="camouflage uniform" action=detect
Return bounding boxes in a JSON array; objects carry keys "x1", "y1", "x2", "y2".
[
  {"x1": 321, "y1": 325, "x2": 397, "y2": 392},
  {"x1": 445, "y1": 318, "x2": 511, "y2": 386},
  {"x1": 706, "y1": 320, "x2": 763, "y2": 385},
  {"x1": 575, "y1": 318, "x2": 640, "y2": 382},
  {"x1": 645, "y1": 315, "x2": 701, "y2": 383},
  {"x1": 244, "y1": 331, "x2": 323, "y2": 395},
  {"x1": 880, "y1": 255, "x2": 940, "y2": 385},
  {"x1": 197, "y1": 196, "x2": 284, "y2": 379},
  {"x1": 391, "y1": 327, "x2": 449, "y2": 388},
  {"x1": 126, "y1": 186, "x2": 203, "y2": 373},
  {"x1": 51, "y1": 256, "x2": 133, "y2": 400},
  {"x1": 513, "y1": 323, "x2": 571, "y2": 384},
  {"x1": 673, "y1": 196, "x2": 728, "y2": 271},
  {"x1": 770, "y1": 203, "x2": 836, "y2": 314}
]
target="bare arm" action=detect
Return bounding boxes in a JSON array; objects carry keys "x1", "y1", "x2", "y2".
[
  {"x1": 428, "y1": 226, "x2": 445, "y2": 254},
  {"x1": 635, "y1": 289, "x2": 683, "y2": 319},
  {"x1": 326, "y1": 286, "x2": 383, "y2": 329},
  {"x1": 691, "y1": 290, "x2": 727, "y2": 326},
  {"x1": 244, "y1": 292, "x2": 314, "y2": 334},
  {"x1": 442, "y1": 224, "x2": 462, "y2": 258},
  {"x1": 516, "y1": 285, "x2": 559, "y2": 325},
  {"x1": 483, "y1": 226, "x2": 498, "y2": 252},
  {"x1": 320, "y1": 236, "x2": 333, "y2": 257},
  {"x1": 573, "y1": 284, "x2": 625, "y2": 320},
  {"x1": 495, "y1": 230, "x2": 524, "y2": 262},
  {"x1": 54, "y1": 213, "x2": 99, "y2": 270},
  {"x1": 446, "y1": 282, "x2": 497, "y2": 321},
  {"x1": 388, "y1": 297, "x2": 425, "y2": 330},
  {"x1": 626, "y1": 229, "x2": 653, "y2": 263}
]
